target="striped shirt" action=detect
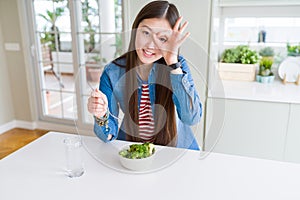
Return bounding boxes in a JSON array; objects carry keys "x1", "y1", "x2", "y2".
[{"x1": 139, "y1": 84, "x2": 155, "y2": 142}]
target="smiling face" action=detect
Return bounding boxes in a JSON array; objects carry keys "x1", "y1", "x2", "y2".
[{"x1": 135, "y1": 18, "x2": 172, "y2": 65}]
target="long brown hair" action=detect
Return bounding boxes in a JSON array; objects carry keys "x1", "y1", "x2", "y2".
[{"x1": 123, "y1": 1, "x2": 180, "y2": 146}]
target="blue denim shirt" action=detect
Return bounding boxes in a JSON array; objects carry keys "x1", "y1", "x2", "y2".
[{"x1": 94, "y1": 55, "x2": 202, "y2": 150}]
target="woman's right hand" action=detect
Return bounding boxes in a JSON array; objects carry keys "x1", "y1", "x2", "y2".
[{"x1": 87, "y1": 88, "x2": 108, "y2": 118}]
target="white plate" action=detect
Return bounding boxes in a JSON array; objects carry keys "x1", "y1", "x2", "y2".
[{"x1": 278, "y1": 57, "x2": 300, "y2": 82}]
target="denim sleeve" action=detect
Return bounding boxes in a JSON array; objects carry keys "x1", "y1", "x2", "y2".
[
  {"x1": 170, "y1": 56, "x2": 202, "y2": 125},
  {"x1": 93, "y1": 68, "x2": 119, "y2": 143}
]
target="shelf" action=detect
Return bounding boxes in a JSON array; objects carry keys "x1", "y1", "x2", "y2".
[
  {"x1": 208, "y1": 78, "x2": 300, "y2": 104},
  {"x1": 223, "y1": 42, "x2": 288, "y2": 48}
]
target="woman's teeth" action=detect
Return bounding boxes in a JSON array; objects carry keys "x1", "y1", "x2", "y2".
[{"x1": 144, "y1": 49, "x2": 153, "y2": 56}]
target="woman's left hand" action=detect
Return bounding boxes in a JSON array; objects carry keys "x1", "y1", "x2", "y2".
[{"x1": 153, "y1": 16, "x2": 190, "y2": 65}]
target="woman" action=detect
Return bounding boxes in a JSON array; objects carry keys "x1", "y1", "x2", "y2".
[{"x1": 87, "y1": 1, "x2": 202, "y2": 150}]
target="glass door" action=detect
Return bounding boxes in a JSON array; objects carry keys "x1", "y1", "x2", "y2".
[{"x1": 29, "y1": 0, "x2": 123, "y2": 129}]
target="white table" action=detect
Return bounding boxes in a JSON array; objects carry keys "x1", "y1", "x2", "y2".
[{"x1": 1, "y1": 131, "x2": 300, "y2": 200}]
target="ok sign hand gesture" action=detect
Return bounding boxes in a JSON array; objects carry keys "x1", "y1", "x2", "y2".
[{"x1": 153, "y1": 16, "x2": 190, "y2": 65}]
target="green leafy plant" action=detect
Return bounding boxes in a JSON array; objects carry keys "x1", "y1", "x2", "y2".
[
  {"x1": 287, "y1": 43, "x2": 300, "y2": 56},
  {"x1": 259, "y1": 57, "x2": 274, "y2": 76},
  {"x1": 259, "y1": 47, "x2": 275, "y2": 57},
  {"x1": 238, "y1": 45, "x2": 259, "y2": 64},
  {"x1": 221, "y1": 48, "x2": 239, "y2": 63},
  {"x1": 221, "y1": 45, "x2": 259, "y2": 64},
  {"x1": 82, "y1": 0, "x2": 98, "y2": 53},
  {"x1": 39, "y1": 7, "x2": 65, "y2": 51},
  {"x1": 89, "y1": 55, "x2": 107, "y2": 64}
]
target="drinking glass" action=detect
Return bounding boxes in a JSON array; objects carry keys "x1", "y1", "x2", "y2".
[{"x1": 63, "y1": 136, "x2": 85, "y2": 178}]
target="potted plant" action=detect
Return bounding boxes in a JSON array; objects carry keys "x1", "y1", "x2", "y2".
[
  {"x1": 218, "y1": 45, "x2": 259, "y2": 81},
  {"x1": 259, "y1": 47, "x2": 275, "y2": 60},
  {"x1": 256, "y1": 57, "x2": 275, "y2": 83},
  {"x1": 86, "y1": 55, "x2": 107, "y2": 82},
  {"x1": 287, "y1": 43, "x2": 300, "y2": 57}
]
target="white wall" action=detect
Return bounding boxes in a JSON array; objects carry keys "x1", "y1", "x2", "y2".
[
  {"x1": 0, "y1": 0, "x2": 33, "y2": 126},
  {"x1": 0, "y1": 2, "x2": 15, "y2": 126},
  {"x1": 219, "y1": 0, "x2": 300, "y2": 6}
]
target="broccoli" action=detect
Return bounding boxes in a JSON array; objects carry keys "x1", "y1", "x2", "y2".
[{"x1": 119, "y1": 142, "x2": 155, "y2": 159}]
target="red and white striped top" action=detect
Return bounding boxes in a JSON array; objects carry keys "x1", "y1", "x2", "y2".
[{"x1": 139, "y1": 84, "x2": 155, "y2": 142}]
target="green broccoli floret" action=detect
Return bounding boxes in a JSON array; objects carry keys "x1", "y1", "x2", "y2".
[
  {"x1": 119, "y1": 142, "x2": 155, "y2": 159},
  {"x1": 119, "y1": 149, "x2": 129, "y2": 158}
]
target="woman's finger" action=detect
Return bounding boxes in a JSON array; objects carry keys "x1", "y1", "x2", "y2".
[
  {"x1": 179, "y1": 32, "x2": 190, "y2": 44},
  {"x1": 101, "y1": 92, "x2": 108, "y2": 106},
  {"x1": 88, "y1": 104, "x2": 106, "y2": 116},
  {"x1": 88, "y1": 96, "x2": 103, "y2": 106},
  {"x1": 92, "y1": 89, "x2": 108, "y2": 105},
  {"x1": 152, "y1": 33, "x2": 159, "y2": 44},
  {"x1": 173, "y1": 16, "x2": 183, "y2": 31},
  {"x1": 178, "y1": 21, "x2": 188, "y2": 34},
  {"x1": 152, "y1": 34, "x2": 163, "y2": 52},
  {"x1": 93, "y1": 103, "x2": 107, "y2": 110},
  {"x1": 95, "y1": 97, "x2": 105, "y2": 105},
  {"x1": 91, "y1": 90, "x2": 101, "y2": 98}
]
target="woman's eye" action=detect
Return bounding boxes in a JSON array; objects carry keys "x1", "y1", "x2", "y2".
[
  {"x1": 159, "y1": 37, "x2": 167, "y2": 43},
  {"x1": 142, "y1": 31, "x2": 150, "y2": 36}
]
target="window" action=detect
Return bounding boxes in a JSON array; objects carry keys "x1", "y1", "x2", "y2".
[{"x1": 224, "y1": 17, "x2": 300, "y2": 44}]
